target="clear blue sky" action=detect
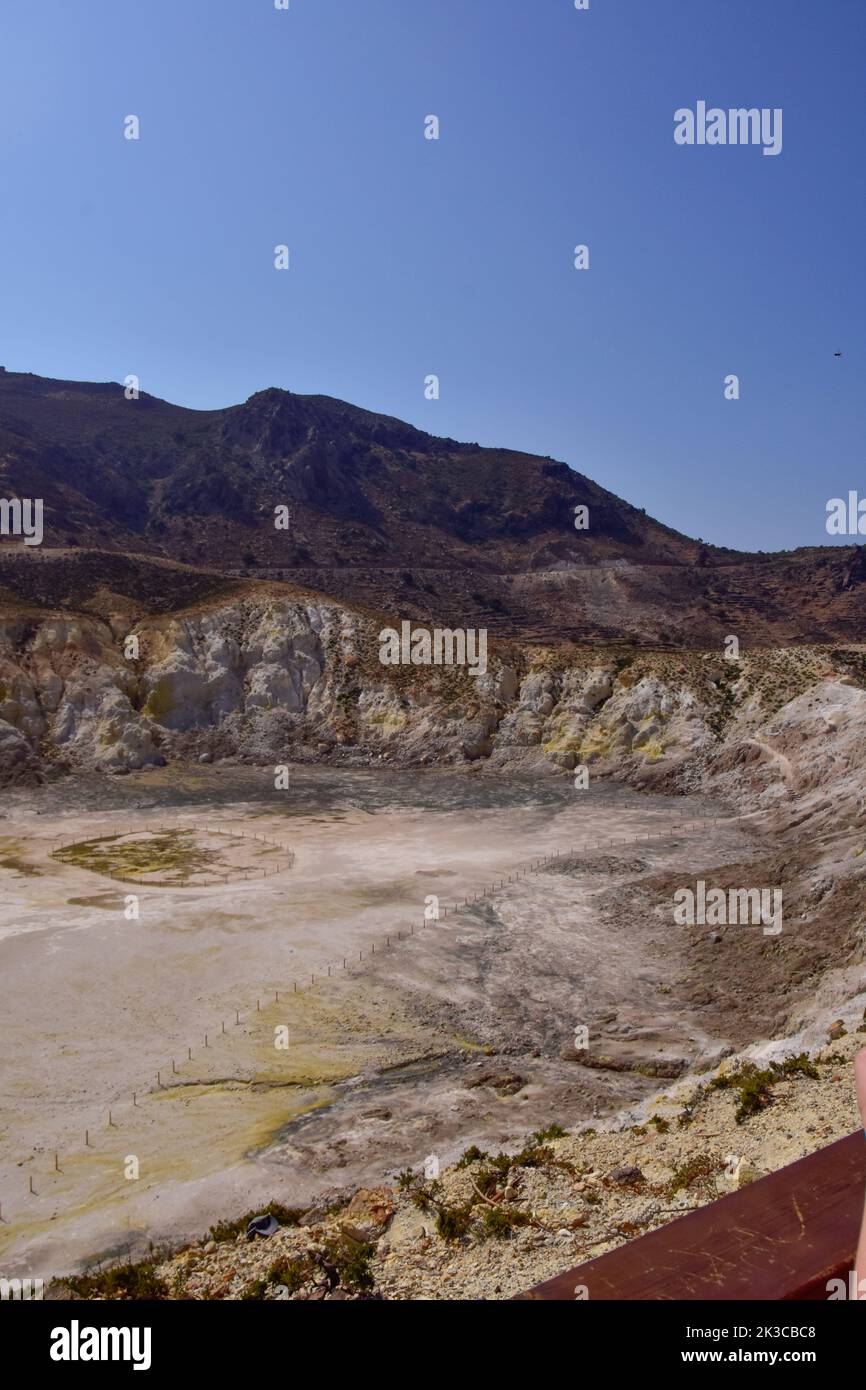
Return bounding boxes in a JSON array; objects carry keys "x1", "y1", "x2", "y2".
[{"x1": 1, "y1": 0, "x2": 864, "y2": 551}]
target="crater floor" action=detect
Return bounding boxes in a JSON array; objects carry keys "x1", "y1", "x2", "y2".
[{"x1": 0, "y1": 764, "x2": 766, "y2": 1279}]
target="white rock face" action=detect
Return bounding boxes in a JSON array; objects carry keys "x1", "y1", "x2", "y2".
[
  {"x1": 1, "y1": 599, "x2": 864, "y2": 795},
  {"x1": 0, "y1": 718, "x2": 41, "y2": 783}
]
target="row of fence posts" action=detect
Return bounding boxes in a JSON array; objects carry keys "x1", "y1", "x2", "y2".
[{"x1": 8, "y1": 814, "x2": 727, "y2": 1219}]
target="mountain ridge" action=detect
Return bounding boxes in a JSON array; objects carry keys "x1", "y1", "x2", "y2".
[{"x1": 0, "y1": 369, "x2": 862, "y2": 648}]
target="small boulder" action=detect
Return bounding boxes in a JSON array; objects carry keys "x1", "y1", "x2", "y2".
[
  {"x1": 731, "y1": 1158, "x2": 763, "y2": 1189},
  {"x1": 610, "y1": 1166, "x2": 644, "y2": 1187},
  {"x1": 338, "y1": 1187, "x2": 395, "y2": 1242},
  {"x1": 246, "y1": 1213, "x2": 281, "y2": 1240}
]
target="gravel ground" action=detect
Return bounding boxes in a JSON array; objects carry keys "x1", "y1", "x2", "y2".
[{"x1": 100, "y1": 1027, "x2": 866, "y2": 1301}]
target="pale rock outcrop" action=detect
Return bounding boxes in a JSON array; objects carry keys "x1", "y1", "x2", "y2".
[
  {"x1": 0, "y1": 600, "x2": 864, "y2": 794},
  {"x1": 0, "y1": 718, "x2": 42, "y2": 784}
]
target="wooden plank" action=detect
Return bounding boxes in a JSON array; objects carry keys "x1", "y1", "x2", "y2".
[{"x1": 516, "y1": 1130, "x2": 866, "y2": 1301}]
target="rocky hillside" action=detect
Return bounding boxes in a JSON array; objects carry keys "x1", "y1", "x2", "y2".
[
  {"x1": 1, "y1": 577, "x2": 865, "y2": 796},
  {"x1": 2, "y1": 369, "x2": 865, "y2": 646}
]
